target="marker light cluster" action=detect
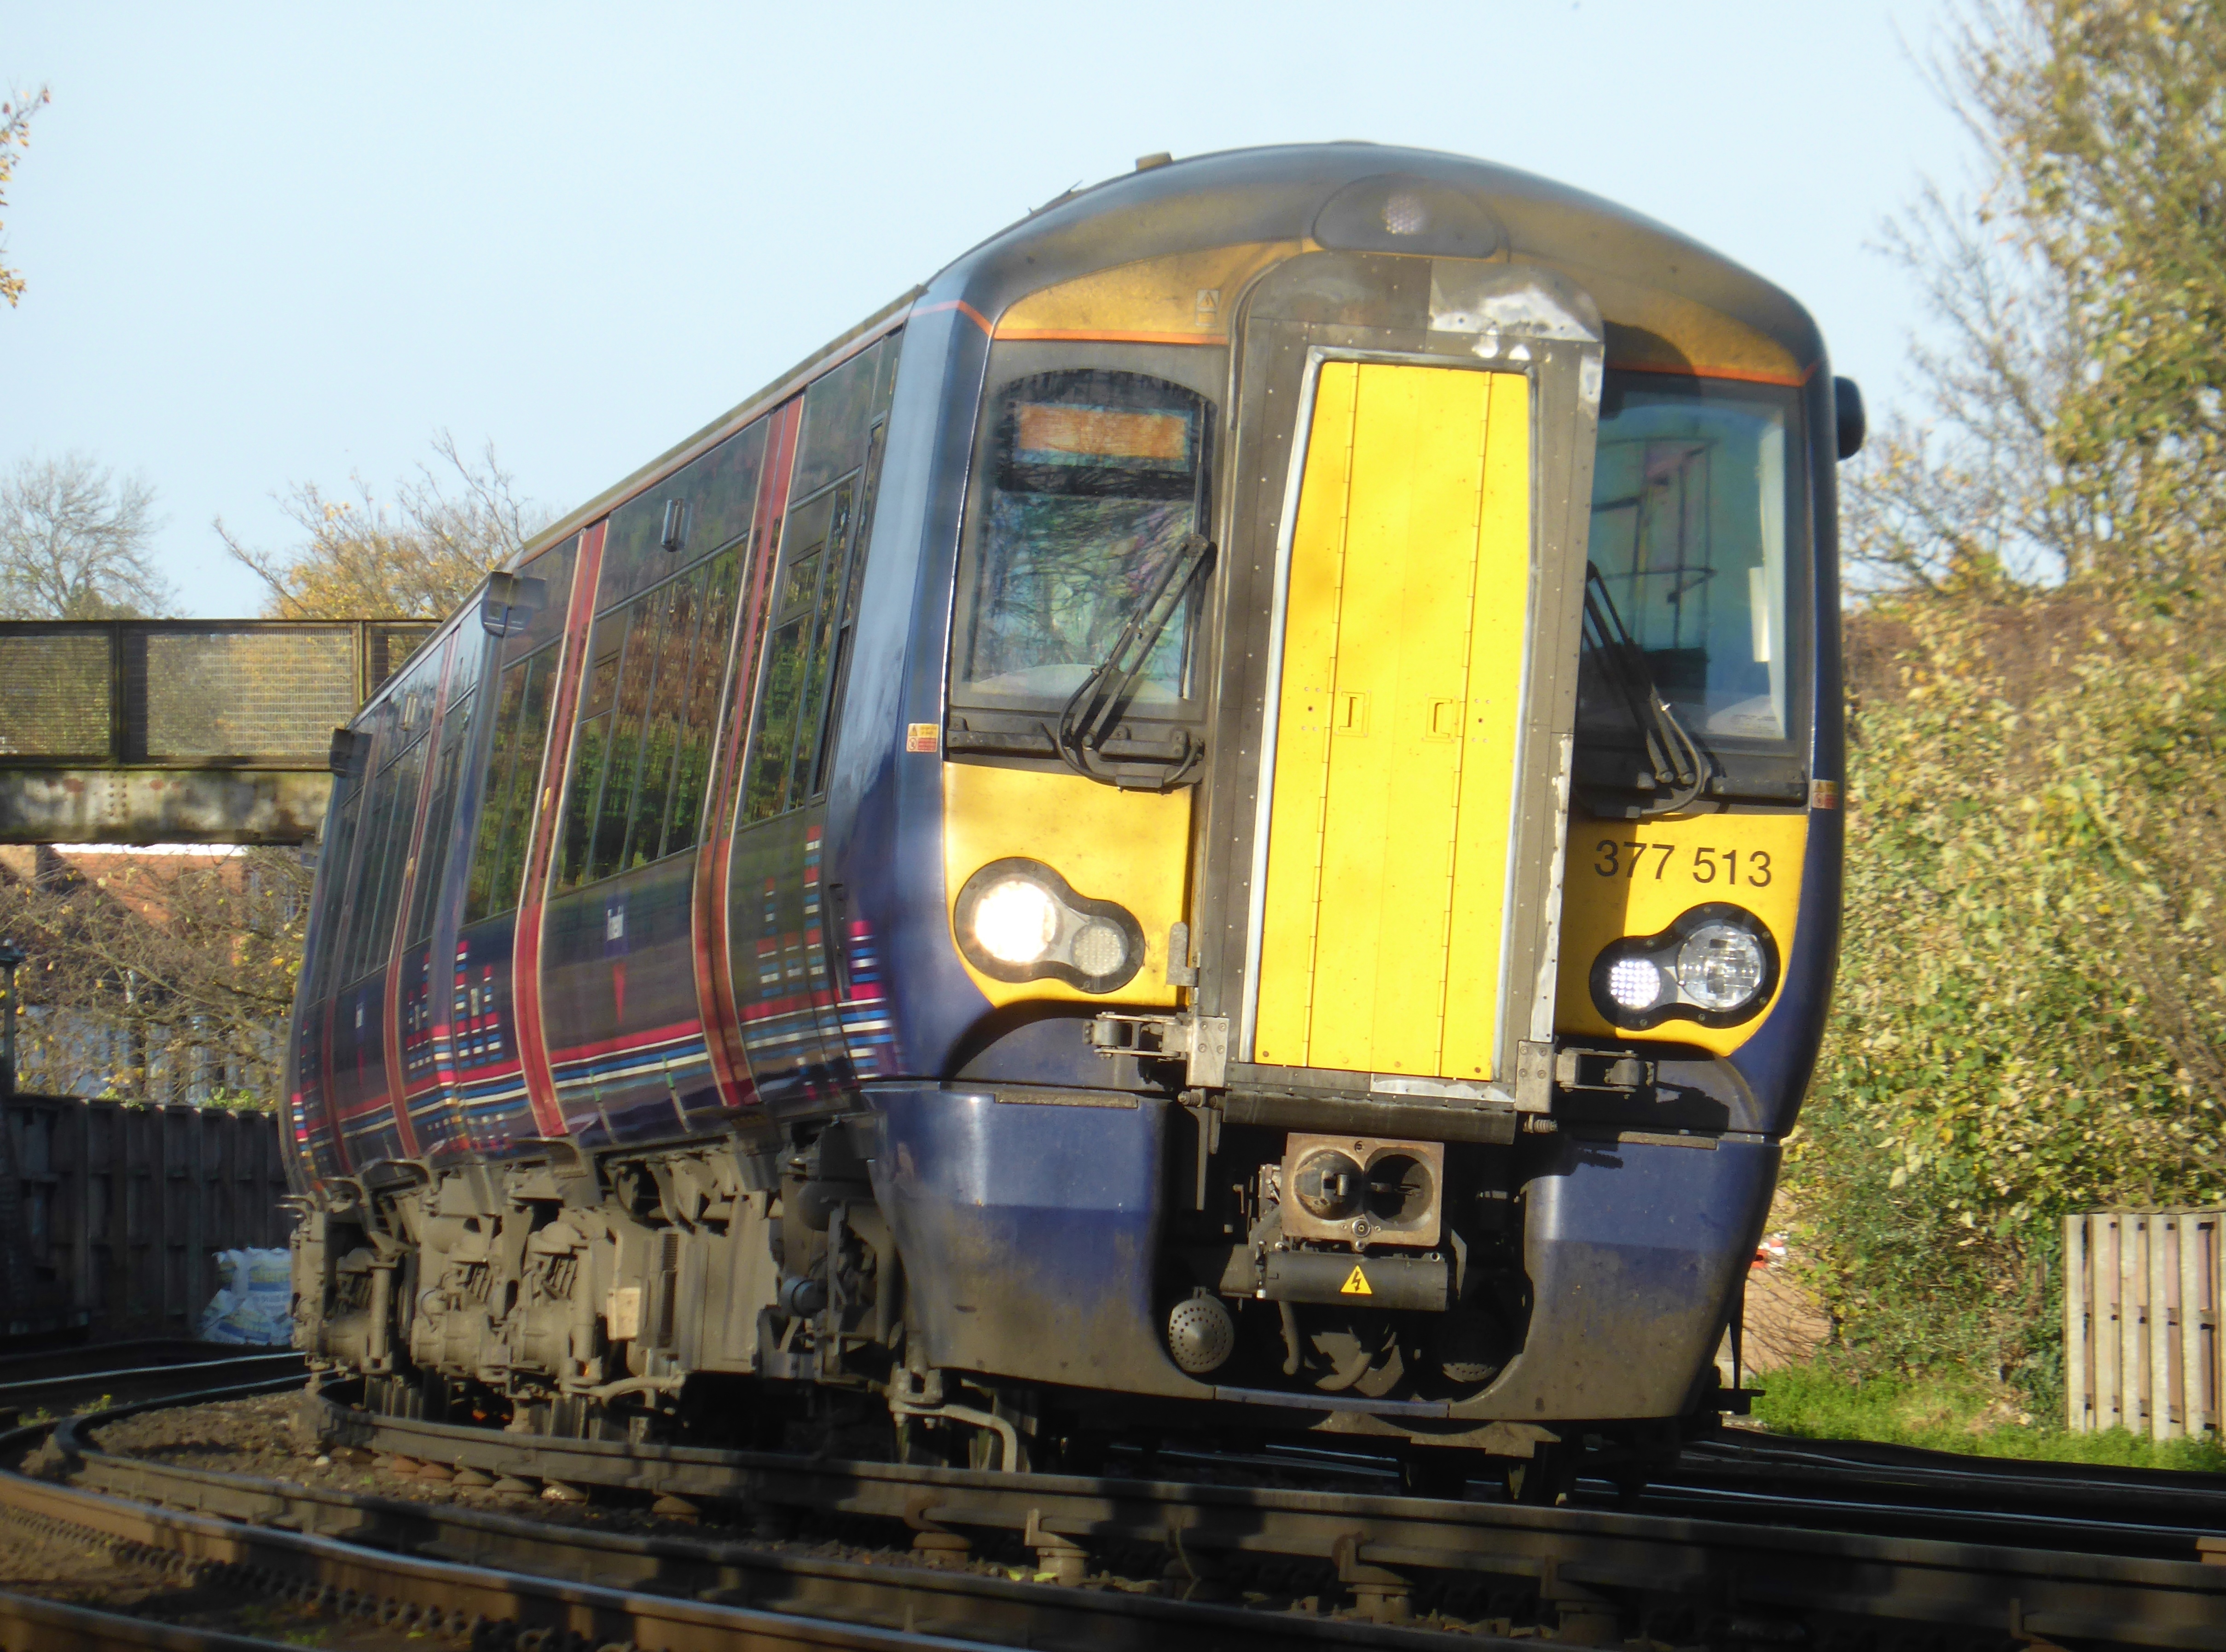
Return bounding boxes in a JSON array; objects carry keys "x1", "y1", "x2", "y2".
[
  {"x1": 953, "y1": 858, "x2": 1146, "y2": 994},
  {"x1": 1589, "y1": 903, "x2": 1780, "y2": 1031}
]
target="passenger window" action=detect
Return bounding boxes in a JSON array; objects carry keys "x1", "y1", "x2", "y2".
[
  {"x1": 548, "y1": 418, "x2": 770, "y2": 891},
  {"x1": 739, "y1": 331, "x2": 899, "y2": 823},
  {"x1": 598, "y1": 421, "x2": 768, "y2": 609},
  {"x1": 455, "y1": 536, "x2": 578, "y2": 923},
  {"x1": 302, "y1": 778, "x2": 364, "y2": 1004},
  {"x1": 556, "y1": 550, "x2": 740, "y2": 887},
  {"x1": 953, "y1": 370, "x2": 1212, "y2": 714},
  {"x1": 403, "y1": 640, "x2": 482, "y2": 948},
  {"x1": 333, "y1": 649, "x2": 442, "y2": 985},
  {"x1": 464, "y1": 647, "x2": 557, "y2": 922}
]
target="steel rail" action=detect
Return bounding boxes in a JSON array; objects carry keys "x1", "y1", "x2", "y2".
[
  {"x1": 48, "y1": 1432, "x2": 1486, "y2": 1649},
  {"x1": 0, "y1": 1471, "x2": 991, "y2": 1652},
  {"x1": 0, "y1": 1586, "x2": 307, "y2": 1652},
  {"x1": 0, "y1": 1353, "x2": 304, "y2": 1419},
  {"x1": 20, "y1": 1386, "x2": 1500, "y2": 1650},
  {"x1": 0, "y1": 1456, "x2": 1512, "y2": 1652},
  {"x1": 1678, "y1": 1430, "x2": 2226, "y2": 1527},
  {"x1": 1171, "y1": 1430, "x2": 2226, "y2": 1556},
  {"x1": 303, "y1": 1390, "x2": 2226, "y2": 1647},
  {"x1": 0, "y1": 1340, "x2": 262, "y2": 1382}
]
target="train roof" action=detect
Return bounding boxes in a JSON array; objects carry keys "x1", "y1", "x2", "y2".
[
  {"x1": 933, "y1": 141, "x2": 1822, "y2": 370},
  {"x1": 493, "y1": 142, "x2": 1825, "y2": 601}
]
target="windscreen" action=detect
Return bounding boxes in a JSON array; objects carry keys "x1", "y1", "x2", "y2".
[
  {"x1": 1579, "y1": 374, "x2": 1798, "y2": 751},
  {"x1": 954, "y1": 369, "x2": 1211, "y2": 712}
]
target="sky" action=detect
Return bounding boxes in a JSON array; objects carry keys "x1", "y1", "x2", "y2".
[{"x1": 0, "y1": 1, "x2": 1969, "y2": 618}]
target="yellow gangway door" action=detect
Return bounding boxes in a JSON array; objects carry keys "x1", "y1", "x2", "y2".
[{"x1": 1253, "y1": 361, "x2": 1531, "y2": 1080}]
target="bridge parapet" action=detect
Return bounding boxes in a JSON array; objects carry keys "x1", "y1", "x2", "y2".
[{"x1": 0, "y1": 620, "x2": 434, "y2": 844}]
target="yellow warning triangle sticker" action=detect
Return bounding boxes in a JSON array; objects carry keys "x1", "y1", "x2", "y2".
[{"x1": 1340, "y1": 1265, "x2": 1372, "y2": 1296}]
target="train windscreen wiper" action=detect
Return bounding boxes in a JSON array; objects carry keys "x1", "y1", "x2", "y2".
[
  {"x1": 1580, "y1": 562, "x2": 1711, "y2": 817},
  {"x1": 1056, "y1": 533, "x2": 1214, "y2": 785}
]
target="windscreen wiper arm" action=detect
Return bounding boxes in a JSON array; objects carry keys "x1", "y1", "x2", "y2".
[
  {"x1": 1056, "y1": 532, "x2": 1214, "y2": 786},
  {"x1": 1580, "y1": 561, "x2": 1711, "y2": 817}
]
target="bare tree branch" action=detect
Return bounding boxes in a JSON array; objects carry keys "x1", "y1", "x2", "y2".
[
  {"x1": 218, "y1": 433, "x2": 548, "y2": 618},
  {"x1": 0, "y1": 452, "x2": 173, "y2": 618}
]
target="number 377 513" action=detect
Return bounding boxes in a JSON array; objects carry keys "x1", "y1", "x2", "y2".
[{"x1": 1591, "y1": 840, "x2": 1772, "y2": 887}]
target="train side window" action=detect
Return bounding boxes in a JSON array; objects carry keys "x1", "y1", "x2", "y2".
[
  {"x1": 811, "y1": 418, "x2": 888, "y2": 796},
  {"x1": 452, "y1": 534, "x2": 579, "y2": 924},
  {"x1": 463, "y1": 647, "x2": 557, "y2": 922},
  {"x1": 334, "y1": 649, "x2": 442, "y2": 986},
  {"x1": 556, "y1": 555, "x2": 734, "y2": 887},
  {"x1": 557, "y1": 618, "x2": 626, "y2": 886},
  {"x1": 402, "y1": 641, "x2": 483, "y2": 948},
  {"x1": 739, "y1": 330, "x2": 899, "y2": 822},
  {"x1": 301, "y1": 774, "x2": 365, "y2": 1005},
  {"x1": 597, "y1": 420, "x2": 767, "y2": 612},
  {"x1": 550, "y1": 416, "x2": 769, "y2": 890},
  {"x1": 660, "y1": 547, "x2": 740, "y2": 858}
]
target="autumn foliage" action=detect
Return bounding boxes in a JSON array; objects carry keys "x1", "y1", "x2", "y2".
[{"x1": 1788, "y1": 1, "x2": 2226, "y2": 1404}]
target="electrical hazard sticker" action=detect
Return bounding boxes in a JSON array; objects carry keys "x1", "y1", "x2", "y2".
[
  {"x1": 1340, "y1": 1266, "x2": 1372, "y2": 1296},
  {"x1": 905, "y1": 722, "x2": 939, "y2": 754}
]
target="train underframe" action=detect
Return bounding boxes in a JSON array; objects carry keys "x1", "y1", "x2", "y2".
[{"x1": 294, "y1": 1069, "x2": 1774, "y2": 1496}]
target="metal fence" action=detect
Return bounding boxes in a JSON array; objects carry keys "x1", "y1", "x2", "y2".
[
  {"x1": 0, "y1": 619, "x2": 434, "y2": 769},
  {"x1": 2063, "y1": 1209, "x2": 2223, "y2": 1439},
  {"x1": 0, "y1": 1095, "x2": 291, "y2": 1342}
]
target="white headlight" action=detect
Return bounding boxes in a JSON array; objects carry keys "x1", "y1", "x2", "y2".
[
  {"x1": 1676, "y1": 923, "x2": 1767, "y2": 1011},
  {"x1": 971, "y1": 878, "x2": 1059, "y2": 965},
  {"x1": 1606, "y1": 956, "x2": 1664, "y2": 1011}
]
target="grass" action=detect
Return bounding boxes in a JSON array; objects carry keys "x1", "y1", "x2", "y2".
[{"x1": 1749, "y1": 1359, "x2": 2226, "y2": 1474}]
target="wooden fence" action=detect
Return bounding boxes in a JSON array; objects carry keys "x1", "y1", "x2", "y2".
[
  {"x1": 2063, "y1": 1210, "x2": 2222, "y2": 1439},
  {"x1": 0, "y1": 1095, "x2": 292, "y2": 1343}
]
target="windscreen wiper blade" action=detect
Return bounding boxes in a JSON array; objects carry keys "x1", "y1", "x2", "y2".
[
  {"x1": 1580, "y1": 562, "x2": 1711, "y2": 817},
  {"x1": 1057, "y1": 532, "x2": 1214, "y2": 785}
]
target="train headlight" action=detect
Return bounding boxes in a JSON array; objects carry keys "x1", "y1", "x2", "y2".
[
  {"x1": 1588, "y1": 904, "x2": 1780, "y2": 1030},
  {"x1": 971, "y1": 878, "x2": 1060, "y2": 966},
  {"x1": 953, "y1": 858, "x2": 1147, "y2": 994},
  {"x1": 1676, "y1": 923, "x2": 1767, "y2": 1011}
]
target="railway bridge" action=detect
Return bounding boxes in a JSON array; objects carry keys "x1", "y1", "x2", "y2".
[{"x1": 0, "y1": 619, "x2": 431, "y2": 846}]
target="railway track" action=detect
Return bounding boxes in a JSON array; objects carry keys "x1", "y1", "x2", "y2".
[
  {"x1": 1188, "y1": 1433, "x2": 2226, "y2": 1564},
  {"x1": 3, "y1": 1378, "x2": 1500, "y2": 1652},
  {"x1": 6, "y1": 1376, "x2": 2223, "y2": 1650},
  {"x1": 0, "y1": 1343, "x2": 305, "y2": 1427}
]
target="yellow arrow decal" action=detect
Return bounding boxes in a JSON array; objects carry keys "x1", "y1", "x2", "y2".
[{"x1": 1341, "y1": 1265, "x2": 1372, "y2": 1296}]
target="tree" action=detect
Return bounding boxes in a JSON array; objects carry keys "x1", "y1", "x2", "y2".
[
  {"x1": 0, "y1": 844, "x2": 310, "y2": 1104},
  {"x1": 219, "y1": 432, "x2": 547, "y2": 619},
  {"x1": 0, "y1": 85, "x2": 48, "y2": 309},
  {"x1": 1786, "y1": 0, "x2": 2226, "y2": 1406},
  {"x1": 0, "y1": 452, "x2": 172, "y2": 618}
]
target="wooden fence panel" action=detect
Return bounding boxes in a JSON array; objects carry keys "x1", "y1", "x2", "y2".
[
  {"x1": 2065, "y1": 1209, "x2": 2222, "y2": 1439},
  {"x1": 0, "y1": 1096, "x2": 290, "y2": 1343}
]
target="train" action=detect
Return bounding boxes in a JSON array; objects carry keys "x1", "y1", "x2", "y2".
[{"x1": 285, "y1": 143, "x2": 1857, "y2": 1498}]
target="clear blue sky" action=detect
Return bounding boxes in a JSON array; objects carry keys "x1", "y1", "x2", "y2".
[{"x1": 1, "y1": 1, "x2": 1964, "y2": 618}]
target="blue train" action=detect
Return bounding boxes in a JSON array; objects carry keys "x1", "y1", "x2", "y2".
[{"x1": 287, "y1": 143, "x2": 1855, "y2": 1496}]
